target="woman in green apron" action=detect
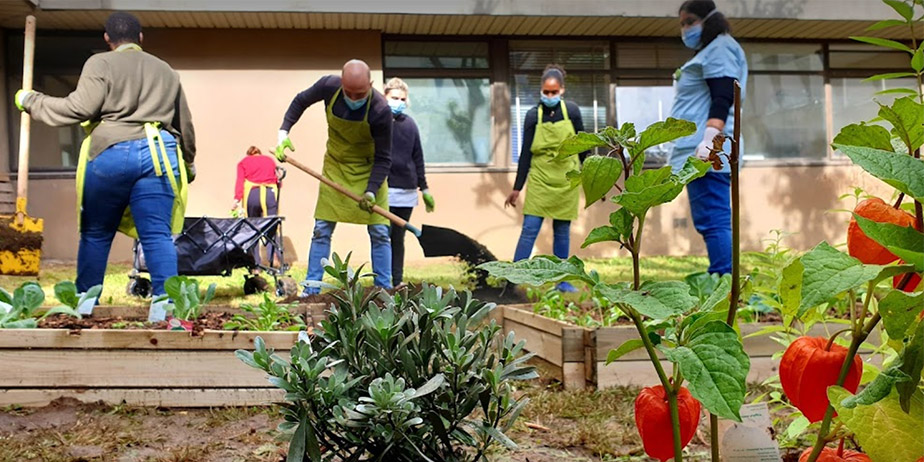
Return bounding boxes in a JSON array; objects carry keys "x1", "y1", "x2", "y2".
[{"x1": 505, "y1": 65, "x2": 587, "y2": 292}]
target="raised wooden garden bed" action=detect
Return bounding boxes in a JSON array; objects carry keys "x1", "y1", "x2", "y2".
[
  {"x1": 498, "y1": 304, "x2": 880, "y2": 390},
  {"x1": 0, "y1": 303, "x2": 329, "y2": 408}
]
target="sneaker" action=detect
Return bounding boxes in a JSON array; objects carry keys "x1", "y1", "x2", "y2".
[{"x1": 556, "y1": 281, "x2": 578, "y2": 293}]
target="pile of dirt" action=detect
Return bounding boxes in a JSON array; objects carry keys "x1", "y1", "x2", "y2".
[
  {"x1": 0, "y1": 217, "x2": 43, "y2": 253},
  {"x1": 38, "y1": 311, "x2": 241, "y2": 335}
]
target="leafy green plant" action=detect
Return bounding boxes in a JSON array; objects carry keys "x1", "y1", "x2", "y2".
[
  {"x1": 789, "y1": 2, "x2": 924, "y2": 461},
  {"x1": 53, "y1": 281, "x2": 102, "y2": 315},
  {"x1": 156, "y1": 276, "x2": 216, "y2": 321},
  {"x1": 481, "y1": 112, "x2": 750, "y2": 461},
  {"x1": 237, "y1": 253, "x2": 537, "y2": 461},
  {"x1": 223, "y1": 292, "x2": 305, "y2": 331},
  {"x1": 526, "y1": 286, "x2": 625, "y2": 327},
  {"x1": 0, "y1": 282, "x2": 81, "y2": 328}
]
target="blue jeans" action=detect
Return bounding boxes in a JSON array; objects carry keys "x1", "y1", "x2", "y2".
[
  {"x1": 687, "y1": 171, "x2": 732, "y2": 275},
  {"x1": 303, "y1": 219, "x2": 392, "y2": 294},
  {"x1": 77, "y1": 132, "x2": 179, "y2": 296},
  {"x1": 513, "y1": 215, "x2": 571, "y2": 262}
]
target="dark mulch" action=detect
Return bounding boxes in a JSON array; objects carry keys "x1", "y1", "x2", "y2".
[{"x1": 38, "y1": 311, "x2": 235, "y2": 335}]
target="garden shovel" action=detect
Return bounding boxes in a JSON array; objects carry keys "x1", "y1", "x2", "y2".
[
  {"x1": 281, "y1": 154, "x2": 495, "y2": 265},
  {"x1": 0, "y1": 15, "x2": 43, "y2": 277}
]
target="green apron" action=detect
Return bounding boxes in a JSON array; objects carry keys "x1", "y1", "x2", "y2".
[
  {"x1": 76, "y1": 121, "x2": 188, "y2": 239},
  {"x1": 315, "y1": 88, "x2": 388, "y2": 225},
  {"x1": 522, "y1": 102, "x2": 580, "y2": 221}
]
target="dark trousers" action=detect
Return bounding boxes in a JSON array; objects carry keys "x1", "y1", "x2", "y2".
[
  {"x1": 246, "y1": 186, "x2": 279, "y2": 267},
  {"x1": 389, "y1": 206, "x2": 414, "y2": 285},
  {"x1": 687, "y1": 171, "x2": 732, "y2": 275}
]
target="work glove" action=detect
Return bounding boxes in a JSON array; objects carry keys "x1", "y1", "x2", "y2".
[
  {"x1": 358, "y1": 191, "x2": 376, "y2": 212},
  {"x1": 275, "y1": 130, "x2": 295, "y2": 162},
  {"x1": 422, "y1": 189, "x2": 435, "y2": 213},
  {"x1": 695, "y1": 126, "x2": 722, "y2": 161},
  {"x1": 14, "y1": 89, "x2": 32, "y2": 112}
]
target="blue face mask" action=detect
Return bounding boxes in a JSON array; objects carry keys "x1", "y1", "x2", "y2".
[
  {"x1": 682, "y1": 24, "x2": 702, "y2": 49},
  {"x1": 387, "y1": 99, "x2": 406, "y2": 115},
  {"x1": 343, "y1": 91, "x2": 368, "y2": 111},
  {"x1": 541, "y1": 95, "x2": 561, "y2": 108}
]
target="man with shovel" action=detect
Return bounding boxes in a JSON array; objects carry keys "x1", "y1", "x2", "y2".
[
  {"x1": 14, "y1": 12, "x2": 195, "y2": 321},
  {"x1": 275, "y1": 60, "x2": 393, "y2": 295}
]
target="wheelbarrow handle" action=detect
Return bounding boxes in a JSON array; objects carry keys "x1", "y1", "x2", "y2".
[{"x1": 283, "y1": 155, "x2": 422, "y2": 237}]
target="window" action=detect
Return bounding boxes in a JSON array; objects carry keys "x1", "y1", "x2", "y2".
[
  {"x1": 384, "y1": 40, "x2": 492, "y2": 165},
  {"x1": 830, "y1": 77, "x2": 918, "y2": 152},
  {"x1": 615, "y1": 81, "x2": 676, "y2": 165},
  {"x1": 6, "y1": 33, "x2": 102, "y2": 172},
  {"x1": 509, "y1": 41, "x2": 610, "y2": 162},
  {"x1": 742, "y1": 74, "x2": 827, "y2": 160}
]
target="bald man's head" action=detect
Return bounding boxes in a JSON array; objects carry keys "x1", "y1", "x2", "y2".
[{"x1": 341, "y1": 59, "x2": 372, "y2": 102}]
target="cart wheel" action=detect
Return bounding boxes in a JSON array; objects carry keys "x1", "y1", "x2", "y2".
[
  {"x1": 276, "y1": 277, "x2": 299, "y2": 298},
  {"x1": 127, "y1": 277, "x2": 152, "y2": 298},
  {"x1": 244, "y1": 275, "x2": 269, "y2": 295}
]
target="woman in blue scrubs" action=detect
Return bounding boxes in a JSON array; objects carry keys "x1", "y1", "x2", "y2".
[{"x1": 671, "y1": 0, "x2": 748, "y2": 274}]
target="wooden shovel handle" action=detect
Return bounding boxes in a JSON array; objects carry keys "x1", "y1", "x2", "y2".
[
  {"x1": 283, "y1": 155, "x2": 414, "y2": 230},
  {"x1": 16, "y1": 15, "x2": 36, "y2": 210}
]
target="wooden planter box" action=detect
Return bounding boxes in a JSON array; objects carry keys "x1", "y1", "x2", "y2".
[
  {"x1": 498, "y1": 304, "x2": 880, "y2": 390},
  {"x1": 0, "y1": 303, "x2": 330, "y2": 408}
]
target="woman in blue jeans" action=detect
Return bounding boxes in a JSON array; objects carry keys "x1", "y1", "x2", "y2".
[
  {"x1": 671, "y1": 0, "x2": 748, "y2": 274},
  {"x1": 505, "y1": 65, "x2": 588, "y2": 292}
]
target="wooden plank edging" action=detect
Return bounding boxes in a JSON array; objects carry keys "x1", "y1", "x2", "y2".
[
  {"x1": 0, "y1": 329, "x2": 299, "y2": 350},
  {"x1": 0, "y1": 388, "x2": 284, "y2": 408}
]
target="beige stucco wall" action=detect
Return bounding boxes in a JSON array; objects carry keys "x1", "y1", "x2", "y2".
[{"x1": 10, "y1": 28, "x2": 896, "y2": 269}]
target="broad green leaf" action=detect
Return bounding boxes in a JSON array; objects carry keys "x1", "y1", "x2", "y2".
[
  {"x1": 854, "y1": 213, "x2": 924, "y2": 271},
  {"x1": 786, "y1": 415, "x2": 810, "y2": 439},
  {"x1": 865, "y1": 19, "x2": 908, "y2": 31},
  {"x1": 850, "y1": 36, "x2": 914, "y2": 53},
  {"x1": 606, "y1": 339, "x2": 645, "y2": 364},
  {"x1": 581, "y1": 156, "x2": 623, "y2": 207},
  {"x1": 897, "y1": 320, "x2": 924, "y2": 412},
  {"x1": 878, "y1": 97, "x2": 924, "y2": 152},
  {"x1": 828, "y1": 387, "x2": 924, "y2": 462},
  {"x1": 595, "y1": 281, "x2": 698, "y2": 320},
  {"x1": 40, "y1": 306, "x2": 81, "y2": 319},
  {"x1": 566, "y1": 169, "x2": 582, "y2": 189},
  {"x1": 613, "y1": 159, "x2": 709, "y2": 217},
  {"x1": 558, "y1": 132, "x2": 608, "y2": 159},
  {"x1": 832, "y1": 124, "x2": 894, "y2": 151},
  {"x1": 14, "y1": 283, "x2": 44, "y2": 313},
  {"x1": 883, "y1": 0, "x2": 914, "y2": 20},
  {"x1": 478, "y1": 255, "x2": 593, "y2": 286},
  {"x1": 664, "y1": 321, "x2": 749, "y2": 421},
  {"x1": 840, "y1": 361, "x2": 910, "y2": 408},
  {"x1": 609, "y1": 208, "x2": 634, "y2": 237},
  {"x1": 880, "y1": 290, "x2": 924, "y2": 339},
  {"x1": 876, "y1": 87, "x2": 919, "y2": 96},
  {"x1": 797, "y1": 242, "x2": 883, "y2": 316},
  {"x1": 582, "y1": 226, "x2": 624, "y2": 248},
  {"x1": 701, "y1": 274, "x2": 732, "y2": 313},
  {"x1": 913, "y1": 48, "x2": 924, "y2": 72},
  {"x1": 780, "y1": 258, "x2": 804, "y2": 320},
  {"x1": 630, "y1": 117, "x2": 697, "y2": 157},
  {"x1": 53, "y1": 281, "x2": 79, "y2": 309},
  {"x1": 862, "y1": 72, "x2": 917, "y2": 81},
  {"x1": 834, "y1": 144, "x2": 924, "y2": 203}
]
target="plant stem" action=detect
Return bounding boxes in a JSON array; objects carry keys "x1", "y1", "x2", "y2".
[
  {"x1": 915, "y1": 149, "x2": 923, "y2": 232},
  {"x1": 632, "y1": 214, "x2": 647, "y2": 291},
  {"x1": 711, "y1": 79, "x2": 744, "y2": 462}
]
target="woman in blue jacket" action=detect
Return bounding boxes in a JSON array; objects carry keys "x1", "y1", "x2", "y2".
[{"x1": 672, "y1": 0, "x2": 748, "y2": 274}]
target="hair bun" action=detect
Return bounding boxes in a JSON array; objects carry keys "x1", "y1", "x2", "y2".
[{"x1": 246, "y1": 146, "x2": 261, "y2": 156}]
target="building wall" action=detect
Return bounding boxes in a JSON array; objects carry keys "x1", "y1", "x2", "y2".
[{"x1": 14, "y1": 28, "x2": 895, "y2": 266}]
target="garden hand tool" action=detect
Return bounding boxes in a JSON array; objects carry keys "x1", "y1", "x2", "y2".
[
  {"x1": 280, "y1": 153, "x2": 494, "y2": 263},
  {"x1": 0, "y1": 16, "x2": 43, "y2": 276}
]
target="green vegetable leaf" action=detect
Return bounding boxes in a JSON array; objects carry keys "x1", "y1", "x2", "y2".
[
  {"x1": 558, "y1": 132, "x2": 609, "y2": 159},
  {"x1": 14, "y1": 283, "x2": 44, "y2": 313},
  {"x1": 701, "y1": 274, "x2": 732, "y2": 313},
  {"x1": 832, "y1": 124, "x2": 894, "y2": 151},
  {"x1": 664, "y1": 321, "x2": 749, "y2": 421},
  {"x1": 862, "y1": 72, "x2": 917, "y2": 81},
  {"x1": 833, "y1": 144, "x2": 924, "y2": 204},
  {"x1": 53, "y1": 281, "x2": 79, "y2": 309},
  {"x1": 779, "y1": 258, "x2": 804, "y2": 321},
  {"x1": 850, "y1": 36, "x2": 913, "y2": 53},
  {"x1": 582, "y1": 226, "x2": 623, "y2": 248},
  {"x1": 876, "y1": 87, "x2": 919, "y2": 96},
  {"x1": 609, "y1": 208, "x2": 634, "y2": 237},
  {"x1": 797, "y1": 242, "x2": 883, "y2": 317},
  {"x1": 840, "y1": 361, "x2": 910, "y2": 408},
  {"x1": 828, "y1": 387, "x2": 924, "y2": 462},
  {"x1": 606, "y1": 339, "x2": 645, "y2": 364},
  {"x1": 854, "y1": 213, "x2": 924, "y2": 271},
  {"x1": 880, "y1": 290, "x2": 924, "y2": 339},
  {"x1": 912, "y1": 47, "x2": 924, "y2": 72},
  {"x1": 897, "y1": 320, "x2": 924, "y2": 412},
  {"x1": 786, "y1": 415, "x2": 810, "y2": 439},
  {"x1": 613, "y1": 158, "x2": 709, "y2": 217},
  {"x1": 630, "y1": 117, "x2": 697, "y2": 158},
  {"x1": 566, "y1": 169, "x2": 582, "y2": 189},
  {"x1": 865, "y1": 19, "x2": 908, "y2": 31},
  {"x1": 581, "y1": 156, "x2": 623, "y2": 207},
  {"x1": 883, "y1": 0, "x2": 914, "y2": 20},
  {"x1": 878, "y1": 97, "x2": 924, "y2": 152},
  {"x1": 595, "y1": 281, "x2": 698, "y2": 320},
  {"x1": 478, "y1": 255, "x2": 593, "y2": 286}
]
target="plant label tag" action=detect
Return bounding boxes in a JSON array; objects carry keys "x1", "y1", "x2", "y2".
[{"x1": 719, "y1": 403, "x2": 782, "y2": 462}]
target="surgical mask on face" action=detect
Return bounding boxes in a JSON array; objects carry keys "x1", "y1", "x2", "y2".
[
  {"x1": 343, "y1": 91, "x2": 368, "y2": 111},
  {"x1": 388, "y1": 99, "x2": 407, "y2": 115},
  {"x1": 540, "y1": 94, "x2": 561, "y2": 108},
  {"x1": 682, "y1": 24, "x2": 702, "y2": 49}
]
